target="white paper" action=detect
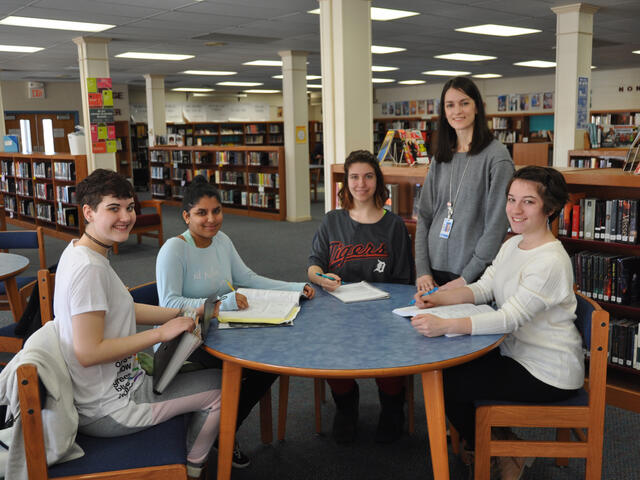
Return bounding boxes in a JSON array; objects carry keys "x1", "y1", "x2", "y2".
[
  {"x1": 327, "y1": 281, "x2": 389, "y2": 303},
  {"x1": 393, "y1": 303, "x2": 496, "y2": 337}
]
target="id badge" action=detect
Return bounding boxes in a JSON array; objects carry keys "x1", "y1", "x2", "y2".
[{"x1": 439, "y1": 217, "x2": 453, "y2": 239}]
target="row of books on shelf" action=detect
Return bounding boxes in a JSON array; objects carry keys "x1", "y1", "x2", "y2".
[
  {"x1": 591, "y1": 112, "x2": 640, "y2": 127},
  {"x1": 18, "y1": 199, "x2": 34, "y2": 217},
  {"x1": 56, "y1": 185, "x2": 76, "y2": 204},
  {"x1": 607, "y1": 318, "x2": 640, "y2": 370},
  {"x1": 493, "y1": 131, "x2": 517, "y2": 144},
  {"x1": 36, "y1": 183, "x2": 53, "y2": 200},
  {"x1": 36, "y1": 203, "x2": 54, "y2": 222},
  {"x1": 54, "y1": 162, "x2": 76, "y2": 181},
  {"x1": 1, "y1": 160, "x2": 14, "y2": 176},
  {"x1": 16, "y1": 179, "x2": 33, "y2": 196},
  {"x1": 34, "y1": 162, "x2": 52, "y2": 179},
  {"x1": 15, "y1": 162, "x2": 31, "y2": 179},
  {"x1": 219, "y1": 190, "x2": 280, "y2": 209},
  {"x1": 572, "y1": 251, "x2": 638, "y2": 305},
  {"x1": 151, "y1": 166, "x2": 170, "y2": 180},
  {"x1": 57, "y1": 206, "x2": 78, "y2": 227},
  {"x1": 568, "y1": 156, "x2": 622, "y2": 169},
  {"x1": 559, "y1": 198, "x2": 639, "y2": 244},
  {"x1": 3, "y1": 196, "x2": 16, "y2": 213},
  {"x1": 0, "y1": 178, "x2": 15, "y2": 194}
]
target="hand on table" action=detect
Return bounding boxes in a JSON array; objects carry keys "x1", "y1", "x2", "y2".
[
  {"x1": 303, "y1": 284, "x2": 316, "y2": 299},
  {"x1": 416, "y1": 274, "x2": 437, "y2": 292},
  {"x1": 235, "y1": 292, "x2": 249, "y2": 310}
]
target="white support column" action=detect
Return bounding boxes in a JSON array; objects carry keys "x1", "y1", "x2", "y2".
[
  {"x1": 551, "y1": 3, "x2": 599, "y2": 167},
  {"x1": 0, "y1": 80, "x2": 5, "y2": 151},
  {"x1": 73, "y1": 36, "x2": 115, "y2": 172},
  {"x1": 144, "y1": 74, "x2": 167, "y2": 147},
  {"x1": 279, "y1": 50, "x2": 311, "y2": 222},
  {"x1": 319, "y1": 0, "x2": 373, "y2": 210}
]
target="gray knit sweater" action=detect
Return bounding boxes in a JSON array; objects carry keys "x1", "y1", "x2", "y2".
[{"x1": 415, "y1": 139, "x2": 514, "y2": 283}]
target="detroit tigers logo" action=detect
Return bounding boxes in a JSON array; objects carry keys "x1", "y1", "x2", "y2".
[
  {"x1": 373, "y1": 259, "x2": 386, "y2": 274},
  {"x1": 328, "y1": 241, "x2": 388, "y2": 268}
]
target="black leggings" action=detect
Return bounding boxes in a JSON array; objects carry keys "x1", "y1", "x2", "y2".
[
  {"x1": 443, "y1": 348, "x2": 580, "y2": 449},
  {"x1": 189, "y1": 349, "x2": 277, "y2": 430}
]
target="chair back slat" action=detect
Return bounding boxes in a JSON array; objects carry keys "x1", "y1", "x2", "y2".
[
  {"x1": 575, "y1": 293, "x2": 595, "y2": 348},
  {"x1": 38, "y1": 270, "x2": 55, "y2": 324},
  {"x1": 0, "y1": 227, "x2": 46, "y2": 268},
  {"x1": 129, "y1": 281, "x2": 159, "y2": 306}
]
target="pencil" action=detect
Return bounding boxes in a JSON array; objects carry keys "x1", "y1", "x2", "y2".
[{"x1": 226, "y1": 280, "x2": 235, "y2": 292}]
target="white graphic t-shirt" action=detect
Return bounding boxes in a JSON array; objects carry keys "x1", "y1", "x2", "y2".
[{"x1": 54, "y1": 240, "x2": 144, "y2": 421}]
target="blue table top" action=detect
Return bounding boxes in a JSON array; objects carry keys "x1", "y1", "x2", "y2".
[{"x1": 204, "y1": 283, "x2": 503, "y2": 374}]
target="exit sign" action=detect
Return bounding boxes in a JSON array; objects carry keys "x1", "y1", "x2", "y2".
[{"x1": 28, "y1": 81, "x2": 45, "y2": 99}]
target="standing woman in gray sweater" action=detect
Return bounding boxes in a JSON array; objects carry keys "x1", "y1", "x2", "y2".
[{"x1": 415, "y1": 77, "x2": 514, "y2": 292}]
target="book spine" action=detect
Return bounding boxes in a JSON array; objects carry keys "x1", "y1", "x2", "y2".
[
  {"x1": 584, "y1": 198, "x2": 595, "y2": 240},
  {"x1": 630, "y1": 200, "x2": 638, "y2": 244},
  {"x1": 634, "y1": 322, "x2": 640, "y2": 370},
  {"x1": 610, "y1": 320, "x2": 619, "y2": 365},
  {"x1": 604, "y1": 200, "x2": 612, "y2": 242},
  {"x1": 621, "y1": 199, "x2": 631, "y2": 243},
  {"x1": 579, "y1": 198, "x2": 585, "y2": 239},
  {"x1": 571, "y1": 204, "x2": 580, "y2": 238},
  {"x1": 616, "y1": 199, "x2": 624, "y2": 242},
  {"x1": 610, "y1": 200, "x2": 618, "y2": 243}
]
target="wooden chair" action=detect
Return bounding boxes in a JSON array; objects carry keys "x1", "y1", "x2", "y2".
[
  {"x1": 127, "y1": 281, "x2": 275, "y2": 445},
  {"x1": 276, "y1": 375, "x2": 415, "y2": 439},
  {"x1": 473, "y1": 292, "x2": 609, "y2": 480},
  {"x1": 15, "y1": 271, "x2": 188, "y2": 479},
  {"x1": 0, "y1": 227, "x2": 46, "y2": 355},
  {"x1": 113, "y1": 195, "x2": 164, "y2": 254}
]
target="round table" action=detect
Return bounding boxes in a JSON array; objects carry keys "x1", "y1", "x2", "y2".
[
  {"x1": 0, "y1": 252, "x2": 30, "y2": 321},
  {"x1": 204, "y1": 283, "x2": 504, "y2": 480}
]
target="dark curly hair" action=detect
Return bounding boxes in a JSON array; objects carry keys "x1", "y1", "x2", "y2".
[
  {"x1": 77, "y1": 169, "x2": 134, "y2": 211},
  {"x1": 507, "y1": 166, "x2": 569, "y2": 222},
  {"x1": 338, "y1": 150, "x2": 388, "y2": 210}
]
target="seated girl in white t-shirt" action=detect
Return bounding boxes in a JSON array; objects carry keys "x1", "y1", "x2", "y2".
[{"x1": 54, "y1": 169, "x2": 220, "y2": 480}]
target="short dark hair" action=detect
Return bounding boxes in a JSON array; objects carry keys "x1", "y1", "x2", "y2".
[
  {"x1": 507, "y1": 166, "x2": 569, "y2": 222},
  {"x1": 77, "y1": 169, "x2": 134, "y2": 210},
  {"x1": 338, "y1": 150, "x2": 388, "y2": 210},
  {"x1": 435, "y1": 76, "x2": 492, "y2": 163},
  {"x1": 182, "y1": 175, "x2": 221, "y2": 213}
]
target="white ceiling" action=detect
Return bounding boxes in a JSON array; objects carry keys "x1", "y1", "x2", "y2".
[{"x1": 0, "y1": 0, "x2": 638, "y2": 92}]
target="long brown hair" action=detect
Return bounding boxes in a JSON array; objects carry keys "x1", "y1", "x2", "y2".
[{"x1": 338, "y1": 150, "x2": 388, "y2": 210}]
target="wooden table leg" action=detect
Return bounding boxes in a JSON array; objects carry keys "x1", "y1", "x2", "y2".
[
  {"x1": 277, "y1": 375, "x2": 290, "y2": 441},
  {"x1": 4, "y1": 277, "x2": 23, "y2": 321},
  {"x1": 422, "y1": 369, "x2": 450, "y2": 480},
  {"x1": 217, "y1": 361, "x2": 242, "y2": 480},
  {"x1": 259, "y1": 387, "x2": 273, "y2": 444}
]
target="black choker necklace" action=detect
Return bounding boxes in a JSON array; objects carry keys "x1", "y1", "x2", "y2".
[{"x1": 84, "y1": 231, "x2": 112, "y2": 250}]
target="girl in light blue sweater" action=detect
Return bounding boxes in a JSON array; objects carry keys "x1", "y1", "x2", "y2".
[{"x1": 156, "y1": 175, "x2": 314, "y2": 467}]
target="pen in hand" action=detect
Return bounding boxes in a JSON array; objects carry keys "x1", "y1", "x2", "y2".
[
  {"x1": 316, "y1": 272, "x2": 337, "y2": 281},
  {"x1": 409, "y1": 287, "x2": 439, "y2": 306},
  {"x1": 226, "y1": 280, "x2": 235, "y2": 292}
]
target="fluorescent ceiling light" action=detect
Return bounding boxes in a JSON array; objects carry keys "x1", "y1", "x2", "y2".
[
  {"x1": 244, "y1": 89, "x2": 280, "y2": 93},
  {"x1": 591, "y1": 65, "x2": 597, "y2": 69},
  {"x1": 472, "y1": 73, "x2": 502, "y2": 79},
  {"x1": 272, "y1": 74, "x2": 321, "y2": 80},
  {"x1": 633, "y1": 50, "x2": 640, "y2": 55},
  {"x1": 116, "y1": 52, "x2": 194, "y2": 61},
  {"x1": 422, "y1": 70, "x2": 471, "y2": 76},
  {"x1": 308, "y1": 7, "x2": 418, "y2": 21},
  {"x1": 372, "y1": 45, "x2": 406, "y2": 54},
  {"x1": 398, "y1": 80, "x2": 426, "y2": 85},
  {"x1": 182, "y1": 70, "x2": 237, "y2": 76},
  {"x1": 435, "y1": 53, "x2": 496, "y2": 62},
  {"x1": 372, "y1": 65, "x2": 398, "y2": 72},
  {"x1": 217, "y1": 81, "x2": 263, "y2": 87},
  {"x1": 0, "y1": 15, "x2": 114, "y2": 32},
  {"x1": 455, "y1": 24, "x2": 541, "y2": 37},
  {"x1": 0, "y1": 44, "x2": 43, "y2": 53},
  {"x1": 192, "y1": 93, "x2": 215, "y2": 97},
  {"x1": 372, "y1": 78, "x2": 395, "y2": 83},
  {"x1": 243, "y1": 60, "x2": 283, "y2": 66},
  {"x1": 172, "y1": 87, "x2": 214, "y2": 92},
  {"x1": 514, "y1": 60, "x2": 556, "y2": 68},
  {"x1": 307, "y1": 84, "x2": 322, "y2": 88}
]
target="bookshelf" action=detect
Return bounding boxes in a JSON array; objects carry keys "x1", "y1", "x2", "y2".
[
  {"x1": 330, "y1": 163, "x2": 640, "y2": 413},
  {"x1": 0, "y1": 153, "x2": 87, "y2": 241},
  {"x1": 115, "y1": 120, "x2": 132, "y2": 180},
  {"x1": 568, "y1": 148, "x2": 629, "y2": 169},
  {"x1": 159, "y1": 121, "x2": 285, "y2": 148},
  {"x1": 149, "y1": 145, "x2": 286, "y2": 221},
  {"x1": 558, "y1": 168, "x2": 640, "y2": 413},
  {"x1": 131, "y1": 123, "x2": 149, "y2": 190},
  {"x1": 589, "y1": 109, "x2": 640, "y2": 149}
]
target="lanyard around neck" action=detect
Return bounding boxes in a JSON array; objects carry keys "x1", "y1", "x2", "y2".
[{"x1": 447, "y1": 154, "x2": 472, "y2": 219}]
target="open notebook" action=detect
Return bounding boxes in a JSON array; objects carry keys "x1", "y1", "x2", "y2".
[
  {"x1": 392, "y1": 303, "x2": 495, "y2": 337},
  {"x1": 326, "y1": 281, "x2": 390, "y2": 303},
  {"x1": 217, "y1": 288, "x2": 303, "y2": 325}
]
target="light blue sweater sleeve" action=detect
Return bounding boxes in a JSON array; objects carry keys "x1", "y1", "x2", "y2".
[{"x1": 156, "y1": 237, "x2": 207, "y2": 310}]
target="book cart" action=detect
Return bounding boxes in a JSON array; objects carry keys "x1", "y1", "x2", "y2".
[
  {"x1": 149, "y1": 145, "x2": 286, "y2": 221},
  {"x1": 0, "y1": 152, "x2": 87, "y2": 241},
  {"x1": 330, "y1": 163, "x2": 640, "y2": 413}
]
